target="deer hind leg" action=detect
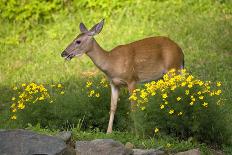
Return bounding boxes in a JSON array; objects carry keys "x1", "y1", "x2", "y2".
[{"x1": 107, "y1": 82, "x2": 119, "y2": 134}]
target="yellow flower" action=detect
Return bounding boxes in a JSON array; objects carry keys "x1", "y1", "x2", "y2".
[
  {"x1": 162, "y1": 93, "x2": 168, "y2": 99},
  {"x1": 181, "y1": 82, "x2": 186, "y2": 87},
  {"x1": 178, "y1": 112, "x2": 183, "y2": 116},
  {"x1": 11, "y1": 103, "x2": 16, "y2": 108},
  {"x1": 18, "y1": 103, "x2": 25, "y2": 109},
  {"x1": 38, "y1": 96, "x2": 45, "y2": 100},
  {"x1": 171, "y1": 85, "x2": 176, "y2": 91},
  {"x1": 197, "y1": 91, "x2": 202, "y2": 95},
  {"x1": 11, "y1": 97, "x2": 16, "y2": 101},
  {"x1": 198, "y1": 81, "x2": 204, "y2": 86},
  {"x1": 141, "y1": 107, "x2": 146, "y2": 111},
  {"x1": 166, "y1": 143, "x2": 171, "y2": 147},
  {"x1": 189, "y1": 102, "x2": 194, "y2": 106},
  {"x1": 86, "y1": 81, "x2": 92, "y2": 88},
  {"x1": 187, "y1": 84, "x2": 193, "y2": 88},
  {"x1": 11, "y1": 115, "x2": 17, "y2": 120},
  {"x1": 49, "y1": 100, "x2": 54, "y2": 103},
  {"x1": 215, "y1": 90, "x2": 222, "y2": 95},
  {"x1": 22, "y1": 83, "x2": 26, "y2": 87},
  {"x1": 216, "y1": 82, "x2": 221, "y2": 87},
  {"x1": 57, "y1": 84, "x2": 62, "y2": 88},
  {"x1": 12, "y1": 108, "x2": 17, "y2": 113},
  {"x1": 88, "y1": 90, "x2": 95, "y2": 97},
  {"x1": 160, "y1": 104, "x2": 165, "y2": 109},
  {"x1": 95, "y1": 93, "x2": 100, "y2": 98},
  {"x1": 169, "y1": 109, "x2": 174, "y2": 114},
  {"x1": 203, "y1": 102, "x2": 208, "y2": 107},
  {"x1": 199, "y1": 96, "x2": 204, "y2": 100},
  {"x1": 13, "y1": 86, "x2": 17, "y2": 90},
  {"x1": 129, "y1": 95, "x2": 137, "y2": 101},
  {"x1": 177, "y1": 97, "x2": 181, "y2": 101},
  {"x1": 154, "y1": 128, "x2": 159, "y2": 133},
  {"x1": 60, "y1": 91, "x2": 65, "y2": 95},
  {"x1": 164, "y1": 101, "x2": 168, "y2": 105},
  {"x1": 185, "y1": 90, "x2": 190, "y2": 95}
]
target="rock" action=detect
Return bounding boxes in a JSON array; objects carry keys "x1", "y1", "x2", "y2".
[
  {"x1": 0, "y1": 129, "x2": 75, "y2": 155},
  {"x1": 125, "y1": 142, "x2": 135, "y2": 149},
  {"x1": 175, "y1": 149, "x2": 200, "y2": 155},
  {"x1": 75, "y1": 139, "x2": 133, "y2": 155},
  {"x1": 133, "y1": 149, "x2": 165, "y2": 155},
  {"x1": 56, "y1": 131, "x2": 72, "y2": 143}
]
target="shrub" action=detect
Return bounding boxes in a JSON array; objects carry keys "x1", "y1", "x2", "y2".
[{"x1": 129, "y1": 69, "x2": 229, "y2": 146}]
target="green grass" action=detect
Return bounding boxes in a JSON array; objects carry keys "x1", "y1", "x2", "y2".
[{"x1": 0, "y1": 0, "x2": 232, "y2": 153}]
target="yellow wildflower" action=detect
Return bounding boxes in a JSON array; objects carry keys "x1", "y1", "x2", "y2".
[
  {"x1": 86, "y1": 81, "x2": 92, "y2": 88},
  {"x1": 11, "y1": 103, "x2": 16, "y2": 108},
  {"x1": 88, "y1": 90, "x2": 95, "y2": 97},
  {"x1": 178, "y1": 112, "x2": 183, "y2": 116},
  {"x1": 181, "y1": 82, "x2": 186, "y2": 87},
  {"x1": 177, "y1": 97, "x2": 181, "y2": 101},
  {"x1": 12, "y1": 108, "x2": 17, "y2": 113},
  {"x1": 11, "y1": 115, "x2": 17, "y2": 120},
  {"x1": 154, "y1": 128, "x2": 159, "y2": 133},
  {"x1": 197, "y1": 91, "x2": 202, "y2": 95},
  {"x1": 185, "y1": 90, "x2": 190, "y2": 95},
  {"x1": 187, "y1": 84, "x2": 193, "y2": 88},
  {"x1": 198, "y1": 81, "x2": 204, "y2": 86},
  {"x1": 216, "y1": 82, "x2": 221, "y2": 87},
  {"x1": 57, "y1": 84, "x2": 62, "y2": 88},
  {"x1": 60, "y1": 91, "x2": 65, "y2": 95},
  {"x1": 13, "y1": 86, "x2": 17, "y2": 90},
  {"x1": 160, "y1": 104, "x2": 165, "y2": 109},
  {"x1": 18, "y1": 103, "x2": 25, "y2": 109},
  {"x1": 141, "y1": 107, "x2": 146, "y2": 111},
  {"x1": 11, "y1": 97, "x2": 16, "y2": 101},
  {"x1": 38, "y1": 96, "x2": 45, "y2": 100},
  {"x1": 215, "y1": 90, "x2": 222, "y2": 95},
  {"x1": 166, "y1": 143, "x2": 171, "y2": 147},
  {"x1": 22, "y1": 83, "x2": 26, "y2": 87},
  {"x1": 199, "y1": 96, "x2": 204, "y2": 100},
  {"x1": 169, "y1": 109, "x2": 174, "y2": 114},
  {"x1": 203, "y1": 102, "x2": 208, "y2": 107},
  {"x1": 190, "y1": 102, "x2": 194, "y2": 106},
  {"x1": 129, "y1": 95, "x2": 137, "y2": 101},
  {"x1": 95, "y1": 93, "x2": 100, "y2": 98},
  {"x1": 162, "y1": 93, "x2": 168, "y2": 99}
]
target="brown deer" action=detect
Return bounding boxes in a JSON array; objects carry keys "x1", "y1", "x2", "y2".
[{"x1": 61, "y1": 19, "x2": 184, "y2": 133}]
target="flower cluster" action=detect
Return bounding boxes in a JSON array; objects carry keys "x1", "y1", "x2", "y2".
[
  {"x1": 85, "y1": 76, "x2": 109, "y2": 98},
  {"x1": 129, "y1": 69, "x2": 223, "y2": 116},
  {"x1": 10, "y1": 83, "x2": 64, "y2": 120}
]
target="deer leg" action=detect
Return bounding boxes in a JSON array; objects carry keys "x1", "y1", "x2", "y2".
[{"x1": 107, "y1": 83, "x2": 119, "y2": 134}]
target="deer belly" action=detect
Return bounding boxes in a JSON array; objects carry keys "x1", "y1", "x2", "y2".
[{"x1": 137, "y1": 68, "x2": 164, "y2": 83}]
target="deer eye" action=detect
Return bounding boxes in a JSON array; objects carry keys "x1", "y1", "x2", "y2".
[{"x1": 76, "y1": 40, "x2": 81, "y2": 44}]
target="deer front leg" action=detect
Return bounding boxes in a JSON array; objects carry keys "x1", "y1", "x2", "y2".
[{"x1": 107, "y1": 82, "x2": 119, "y2": 134}]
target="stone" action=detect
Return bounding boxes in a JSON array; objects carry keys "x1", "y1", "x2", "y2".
[
  {"x1": 133, "y1": 149, "x2": 165, "y2": 155},
  {"x1": 175, "y1": 149, "x2": 200, "y2": 155},
  {"x1": 56, "y1": 131, "x2": 72, "y2": 143},
  {"x1": 75, "y1": 139, "x2": 133, "y2": 155},
  {"x1": 0, "y1": 129, "x2": 75, "y2": 155},
  {"x1": 125, "y1": 142, "x2": 135, "y2": 149}
]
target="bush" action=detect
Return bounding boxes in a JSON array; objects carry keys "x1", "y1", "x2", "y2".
[
  {"x1": 129, "y1": 69, "x2": 230, "y2": 146},
  {"x1": 6, "y1": 75, "x2": 130, "y2": 131}
]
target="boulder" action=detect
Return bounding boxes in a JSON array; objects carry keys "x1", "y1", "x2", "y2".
[
  {"x1": 0, "y1": 129, "x2": 75, "y2": 155},
  {"x1": 75, "y1": 139, "x2": 133, "y2": 155},
  {"x1": 133, "y1": 149, "x2": 165, "y2": 155},
  {"x1": 175, "y1": 149, "x2": 200, "y2": 155}
]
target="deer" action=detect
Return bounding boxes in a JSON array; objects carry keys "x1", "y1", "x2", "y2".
[{"x1": 61, "y1": 19, "x2": 184, "y2": 134}]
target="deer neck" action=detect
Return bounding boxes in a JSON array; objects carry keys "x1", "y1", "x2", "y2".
[{"x1": 86, "y1": 39, "x2": 109, "y2": 72}]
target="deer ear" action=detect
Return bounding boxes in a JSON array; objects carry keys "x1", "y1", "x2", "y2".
[
  {"x1": 87, "y1": 19, "x2": 105, "y2": 36},
  {"x1": 79, "y1": 23, "x2": 88, "y2": 33}
]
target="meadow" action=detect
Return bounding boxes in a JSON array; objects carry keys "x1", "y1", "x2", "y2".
[{"x1": 0, "y1": 0, "x2": 232, "y2": 154}]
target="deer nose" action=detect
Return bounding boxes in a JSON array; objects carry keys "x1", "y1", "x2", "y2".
[{"x1": 61, "y1": 51, "x2": 67, "y2": 57}]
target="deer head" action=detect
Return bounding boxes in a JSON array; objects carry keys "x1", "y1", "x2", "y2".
[{"x1": 61, "y1": 19, "x2": 105, "y2": 60}]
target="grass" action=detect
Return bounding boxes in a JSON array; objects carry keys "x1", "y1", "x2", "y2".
[{"x1": 0, "y1": 0, "x2": 232, "y2": 154}]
